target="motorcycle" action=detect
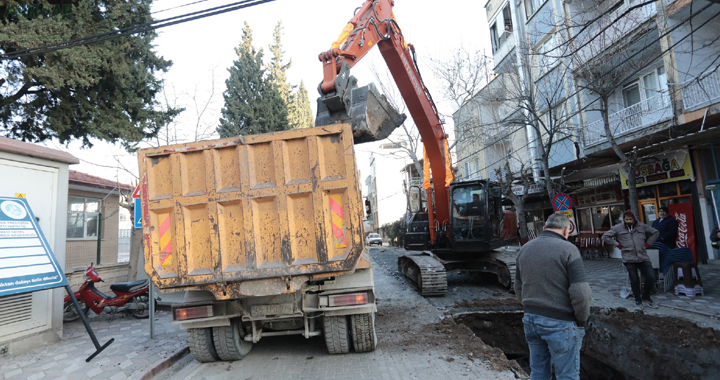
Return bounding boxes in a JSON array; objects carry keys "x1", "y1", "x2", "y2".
[{"x1": 63, "y1": 263, "x2": 150, "y2": 322}]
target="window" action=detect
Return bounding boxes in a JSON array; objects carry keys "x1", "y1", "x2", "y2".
[
  {"x1": 622, "y1": 82, "x2": 641, "y2": 108},
  {"x1": 536, "y1": 35, "x2": 559, "y2": 76},
  {"x1": 490, "y1": 22, "x2": 499, "y2": 54},
  {"x1": 503, "y1": 4, "x2": 513, "y2": 32},
  {"x1": 67, "y1": 197, "x2": 101, "y2": 239},
  {"x1": 623, "y1": 66, "x2": 668, "y2": 109}
]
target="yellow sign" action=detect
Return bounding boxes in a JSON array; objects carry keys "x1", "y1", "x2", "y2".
[
  {"x1": 559, "y1": 210, "x2": 574, "y2": 218},
  {"x1": 15, "y1": 193, "x2": 26, "y2": 198},
  {"x1": 620, "y1": 150, "x2": 693, "y2": 189}
]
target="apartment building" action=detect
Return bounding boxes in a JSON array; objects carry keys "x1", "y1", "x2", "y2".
[{"x1": 461, "y1": 0, "x2": 720, "y2": 259}]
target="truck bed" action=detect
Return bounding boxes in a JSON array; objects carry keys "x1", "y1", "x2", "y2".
[{"x1": 138, "y1": 124, "x2": 365, "y2": 297}]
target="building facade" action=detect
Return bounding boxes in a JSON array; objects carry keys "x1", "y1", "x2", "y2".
[{"x1": 460, "y1": 0, "x2": 720, "y2": 258}]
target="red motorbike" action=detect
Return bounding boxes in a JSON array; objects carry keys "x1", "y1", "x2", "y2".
[{"x1": 63, "y1": 263, "x2": 150, "y2": 322}]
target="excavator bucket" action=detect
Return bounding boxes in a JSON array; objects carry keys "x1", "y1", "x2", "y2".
[{"x1": 315, "y1": 83, "x2": 407, "y2": 144}]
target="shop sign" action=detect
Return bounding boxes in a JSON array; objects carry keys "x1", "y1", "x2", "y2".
[
  {"x1": 620, "y1": 150, "x2": 693, "y2": 189},
  {"x1": 512, "y1": 183, "x2": 544, "y2": 196},
  {"x1": 576, "y1": 187, "x2": 620, "y2": 207}
]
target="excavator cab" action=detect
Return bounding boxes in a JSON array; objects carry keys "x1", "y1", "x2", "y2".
[
  {"x1": 448, "y1": 180, "x2": 507, "y2": 253},
  {"x1": 315, "y1": 62, "x2": 407, "y2": 144}
]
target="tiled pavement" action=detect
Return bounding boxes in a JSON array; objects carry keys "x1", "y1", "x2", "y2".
[
  {"x1": 0, "y1": 310, "x2": 187, "y2": 380},
  {"x1": 582, "y1": 257, "x2": 720, "y2": 328}
]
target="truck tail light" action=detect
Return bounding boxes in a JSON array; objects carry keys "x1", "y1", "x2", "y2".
[
  {"x1": 329, "y1": 293, "x2": 368, "y2": 307},
  {"x1": 175, "y1": 305, "x2": 213, "y2": 321}
]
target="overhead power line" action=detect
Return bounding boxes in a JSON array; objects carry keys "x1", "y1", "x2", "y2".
[{"x1": 1, "y1": 0, "x2": 276, "y2": 60}]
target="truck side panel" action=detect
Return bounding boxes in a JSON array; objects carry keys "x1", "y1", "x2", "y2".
[{"x1": 138, "y1": 125, "x2": 364, "y2": 292}]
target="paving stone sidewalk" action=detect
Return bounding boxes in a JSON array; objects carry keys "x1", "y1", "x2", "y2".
[
  {"x1": 0, "y1": 310, "x2": 187, "y2": 380},
  {"x1": 582, "y1": 257, "x2": 720, "y2": 328}
]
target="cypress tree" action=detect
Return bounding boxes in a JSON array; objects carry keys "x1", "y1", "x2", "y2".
[
  {"x1": 217, "y1": 22, "x2": 288, "y2": 137},
  {"x1": 288, "y1": 81, "x2": 314, "y2": 129}
]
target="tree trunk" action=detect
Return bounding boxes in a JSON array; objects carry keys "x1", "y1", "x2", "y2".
[
  {"x1": 625, "y1": 160, "x2": 641, "y2": 218},
  {"x1": 515, "y1": 200, "x2": 528, "y2": 242}
]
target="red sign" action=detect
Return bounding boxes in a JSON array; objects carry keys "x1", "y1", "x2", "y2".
[
  {"x1": 132, "y1": 185, "x2": 141, "y2": 199},
  {"x1": 553, "y1": 193, "x2": 573, "y2": 211},
  {"x1": 670, "y1": 202, "x2": 696, "y2": 262}
]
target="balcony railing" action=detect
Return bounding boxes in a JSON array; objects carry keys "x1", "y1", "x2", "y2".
[
  {"x1": 493, "y1": 30, "x2": 516, "y2": 68},
  {"x1": 574, "y1": 1, "x2": 657, "y2": 66},
  {"x1": 583, "y1": 91, "x2": 672, "y2": 147},
  {"x1": 682, "y1": 69, "x2": 720, "y2": 112}
]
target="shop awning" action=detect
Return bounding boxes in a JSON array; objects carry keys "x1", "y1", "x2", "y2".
[{"x1": 563, "y1": 163, "x2": 625, "y2": 183}]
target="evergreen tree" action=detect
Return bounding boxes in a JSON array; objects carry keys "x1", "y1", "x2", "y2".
[
  {"x1": 288, "y1": 81, "x2": 314, "y2": 129},
  {"x1": 0, "y1": 0, "x2": 179, "y2": 148},
  {"x1": 217, "y1": 22, "x2": 288, "y2": 137},
  {"x1": 267, "y1": 21, "x2": 291, "y2": 105}
]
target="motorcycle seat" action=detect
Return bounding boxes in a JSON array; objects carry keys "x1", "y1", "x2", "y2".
[{"x1": 111, "y1": 279, "x2": 148, "y2": 293}]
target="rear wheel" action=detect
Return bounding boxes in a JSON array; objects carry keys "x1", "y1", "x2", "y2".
[
  {"x1": 350, "y1": 313, "x2": 377, "y2": 352},
  {"x1": 129, "y1": 296, "x2": 150, "y2": 319},
  {"x1": 63, "y1": 300, "x2": 89, "y2": 322},
  {"x1": 187, "y1": 328, "x2": 219, "y2": 363},
  {"x1": 323, "y1": 316, "x2": 350, "y2": 354},
  {"x1": 212, "y1": 321, "x2": 252, "y2": 361}
]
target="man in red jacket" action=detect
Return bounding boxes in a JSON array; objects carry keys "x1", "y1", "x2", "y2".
[{"x1": 602, "y1": 210, "x2": 659, "y2": 309}]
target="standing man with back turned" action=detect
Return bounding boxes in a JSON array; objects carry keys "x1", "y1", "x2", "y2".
[{"x1": 515, "y1": 213, "x2": 592, "y2": 380}]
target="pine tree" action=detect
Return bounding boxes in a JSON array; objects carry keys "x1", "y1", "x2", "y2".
[
  {"x1": 268, "y1": 21, "x2": 292, "y2": 106},
  {"x1": 0, "y1": 0, "x2": 179, "y2": 148},
  {"x1": 217, "y1": 22, "x2": 288, "y2": 137},
  {"x1": 288, "y1": 81, "x2": 314, "y2": 129}
]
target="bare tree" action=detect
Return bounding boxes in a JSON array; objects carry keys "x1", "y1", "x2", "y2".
[{"x1": 495, "y1": 156, "x2": 533, "y2": 241}]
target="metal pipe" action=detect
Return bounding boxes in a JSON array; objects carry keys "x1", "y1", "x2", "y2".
[
  {"x1": 244, "y1": 329, "x2": 322, "y2": 342},
  {"x1": 96, "y1": 212, "x2": 102, "y2": 264},
  {"x1": 149, "y1": 282, "x2": 155, "y2": 339}
]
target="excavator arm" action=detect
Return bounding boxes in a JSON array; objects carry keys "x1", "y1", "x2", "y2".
[{"x1": 316, "y1": 0, "x2": 453, "y2": 244}]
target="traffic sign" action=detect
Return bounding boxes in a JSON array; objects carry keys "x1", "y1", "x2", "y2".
[
  {"x1": 553, "y1": 193, "x2": 573, "y2": 212},
  {"x1": 568, "y1": 219, "x2": 577, "y2": 235},
  {"x1": 0, "y1": 197, "x2": 69, "y2": 297},
  {"x1": 132, "y1": 185, "x2": 142, "y2": 229}
]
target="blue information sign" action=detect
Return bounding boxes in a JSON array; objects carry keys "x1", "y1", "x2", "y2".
[
  {"x1": 552, "y1": 193, "x2": 573, "y2": 212},
  {"x1": 0, "y1": 197, "x2": 69, "y2": 297},
  {"x1": 133, "y1": 198, "x2": 142, "y2": 229}
]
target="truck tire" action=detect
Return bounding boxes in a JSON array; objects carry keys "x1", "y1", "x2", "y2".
[
  {"x1": 187, "y1": 328, "x2": 219, "y2": 363},
  {"x1": 323, "y1": 316, "x2": 350, "y2": 354},
  {"x1": 350, "y1": 313, "x2": 377, "y2": 352},
  {"x1": 212, "y1": 321, "x2": 252, "y2": 361}
]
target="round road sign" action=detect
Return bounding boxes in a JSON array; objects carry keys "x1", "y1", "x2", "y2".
[{"x1": 553, "y1": 193, "x2": 573, "y2": 212}]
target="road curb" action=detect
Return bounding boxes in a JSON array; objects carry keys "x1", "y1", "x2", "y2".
[{"x1": 131, "y1": 346, "x2": 190, "y2": 380}]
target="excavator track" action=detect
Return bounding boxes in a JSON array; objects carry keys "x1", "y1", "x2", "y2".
[
  {"x1": 488, "y1": 250, "x2": 518, "y2": 290},
  {"x1": 398, "y1": 254, "x2": 447, "y2": 297}
]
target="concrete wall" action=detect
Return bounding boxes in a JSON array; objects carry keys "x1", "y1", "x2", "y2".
[{"x1": 65, "y1": 262, "x2": 130, "y2": 295}]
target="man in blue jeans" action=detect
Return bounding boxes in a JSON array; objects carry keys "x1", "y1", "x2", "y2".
[{"x1": 515, "y1": 213, "x2": 592, "y2": 380}]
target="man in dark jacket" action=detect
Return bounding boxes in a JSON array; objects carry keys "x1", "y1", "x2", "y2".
[
  {"x1": 602, "y1": 210, "x2": 660, "y2": 308},
  {"x1": 652, "y1": 206, "x2": 678, "y2": 248},
  {"x1": 515, "y1": 213, "x2": 591, "y2": 380}
]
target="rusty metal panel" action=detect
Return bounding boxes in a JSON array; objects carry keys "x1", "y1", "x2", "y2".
[{"x1": 138, "y1": 125, "x2": 364, "y2": 291}]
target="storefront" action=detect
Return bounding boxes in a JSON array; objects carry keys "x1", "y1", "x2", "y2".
[{"x1": 574, "y1": 185, "x2": 625, "y2": 235}]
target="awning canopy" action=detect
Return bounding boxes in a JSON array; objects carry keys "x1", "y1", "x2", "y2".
[{"x1": 563, "y1": 163, "x2": 625, "y2": 183}]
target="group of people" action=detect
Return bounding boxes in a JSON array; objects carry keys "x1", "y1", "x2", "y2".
[{"x1": 514, "y1": 207, "x2": 719, "y2": 379}]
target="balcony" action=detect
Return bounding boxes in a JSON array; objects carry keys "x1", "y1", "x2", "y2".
[
  {"x1": 682, "y1": 69, "x2": 720, "y2": 112},
  {"x1": 493, "y1": 30, "x2": 516, "y2": 72},
  {"x1": 583, "y1": 90, "x2": 672, "y2": 147},
  {"x1": 573, "y1": 1, "x2": 657, "y2": 66}
]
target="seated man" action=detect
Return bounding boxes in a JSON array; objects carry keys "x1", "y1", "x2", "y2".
[{"x1": 465, "y1": 194, "x2": 483, "y2": 216}]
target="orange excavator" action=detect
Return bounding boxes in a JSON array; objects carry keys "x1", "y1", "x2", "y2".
[{"x1": 315, "y1": 0, "x2": 518, "y2": 296}]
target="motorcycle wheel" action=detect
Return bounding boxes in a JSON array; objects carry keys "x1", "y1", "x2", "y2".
[
  {"x1": 63, "y1": 300, "x2": 89, "y2": 322},
  {"x1": 130, "y1": 295, "x2": 150, "y2": 319}
]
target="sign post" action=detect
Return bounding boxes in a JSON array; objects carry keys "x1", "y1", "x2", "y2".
[
  {"x1": 552, "y1": 193, "x2": 577, "y2": 237},
  {"x1": 0, "y1": 197, "x2": 113, "y2": 361}
]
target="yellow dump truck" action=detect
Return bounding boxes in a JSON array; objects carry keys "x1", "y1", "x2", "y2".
[{"x1": 137, "y1": 124, "x2": 376, "y2": 361}]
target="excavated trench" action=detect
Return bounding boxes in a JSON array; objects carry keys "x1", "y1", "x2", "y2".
[{"x1": 455, "y1": 307, "x2": 720, "y2": 380}]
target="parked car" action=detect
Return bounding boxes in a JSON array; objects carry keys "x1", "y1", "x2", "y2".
[{"x1": 367, "y1": 233, "x2": 383, "y2": 246}]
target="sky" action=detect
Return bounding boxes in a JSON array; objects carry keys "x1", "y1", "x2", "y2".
[{"x1": 44, "y1": 0, "x2": 491, "y2": 224}]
